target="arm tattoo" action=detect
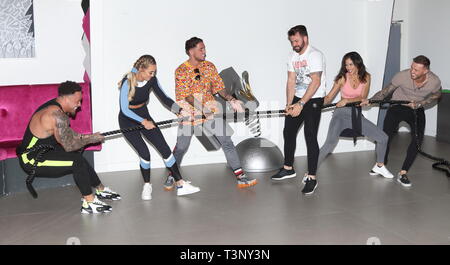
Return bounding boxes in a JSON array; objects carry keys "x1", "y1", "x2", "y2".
[
  {"x1": 53, "y1": 110, "x2": 101, "y2": 152},
  {"x1": 371, "y1": 83, "x2": 397, "y2": 101},
  {"x1": 418, "y1": 90, "x2": 441, "y2": 108}
]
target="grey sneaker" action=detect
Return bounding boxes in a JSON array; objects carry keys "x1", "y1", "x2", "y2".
[
  {"x1": 237, "y1": 174, "x2": 258, "y2": 188},
  {"x1": 164, "y1": 174, "x2": 191, "y2": 191},
  {"x1": 163, "y1": 175, "x2": 175, "y2": 191}
]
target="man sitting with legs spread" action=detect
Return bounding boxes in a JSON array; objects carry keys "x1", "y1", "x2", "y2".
[{"x1": 17, "y1": 81, "x2": 120, "y2": 214}]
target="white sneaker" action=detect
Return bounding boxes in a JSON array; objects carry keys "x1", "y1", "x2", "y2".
[
  {"x1": 81, "y1": 196, "x2": 112, "y2": 214},
  {"x1": 369, "y1": 164, "x2": 394, "y2": 179},
  {"x1": 142, "y1": 183, "x2": 152, "y2": 200},
  {"x1": 176, "y1": 182, "x2": 200, "y2": 196}
]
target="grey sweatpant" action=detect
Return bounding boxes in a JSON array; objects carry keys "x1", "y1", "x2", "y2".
[
  {"x1": 318, "y1": 107, "x2": 388, "y2": 167},
  {"x1": 173, "y1": 118, "x2": 242, "y2": 171}
]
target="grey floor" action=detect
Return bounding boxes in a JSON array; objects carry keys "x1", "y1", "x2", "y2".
[{"x1": 1, "y1": 132, "x2": 450, "y2": 245}]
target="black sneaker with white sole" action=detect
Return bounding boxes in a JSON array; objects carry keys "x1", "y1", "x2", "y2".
[
  {"x1": 397, "y1": 173, "x2": 412, "y2": 187},
  {"x1": 271, "y1": 168, "x2": 296, "y2": 181},
  {"x1": 81, "y1": 197, "x2": 112, "y2": 214},
  {"x1": 301, "y1": 176, "x2": 318, "y2": 195}
]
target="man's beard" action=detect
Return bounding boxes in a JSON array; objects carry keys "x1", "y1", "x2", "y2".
[{"x1": 293, "y1": 43, "x2": 305, "y2": 53}]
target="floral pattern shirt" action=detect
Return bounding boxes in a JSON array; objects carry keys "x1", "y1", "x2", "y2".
[{"x1": 175, "y1": 60, "x2": 224, "y2": 124}]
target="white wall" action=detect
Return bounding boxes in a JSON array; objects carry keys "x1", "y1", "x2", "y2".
[
  {"x1": 0, "y1": 0, "x2": 85, "y2": 86},
  {"x1": 90, "y1": 0, "x2": 394, "y2": 173},
  {"x1": 393, "y1": 0, "x2": 449, "y2": 136}
]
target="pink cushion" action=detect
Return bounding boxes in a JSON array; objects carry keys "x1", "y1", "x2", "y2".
[
  {"x1": 83, "y1": 9, "x2": 90, "y2": 42},
  {"x1": 0, "y1": 83, "x2": 100, "y2": 160}
]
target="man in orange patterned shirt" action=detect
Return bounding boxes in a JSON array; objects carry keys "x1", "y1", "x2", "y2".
[{"x1": 163, "y1": 37, "x2": 258, "y2": 190}]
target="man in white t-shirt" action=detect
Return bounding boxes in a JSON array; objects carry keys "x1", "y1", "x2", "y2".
[{"x1": 271, "y1": 25, "x2": 326, "y2": 195}]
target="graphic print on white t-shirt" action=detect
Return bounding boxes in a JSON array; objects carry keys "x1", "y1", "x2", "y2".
[
  {"x1": 287, "y1": 45, "x2": 326, "y2": 98},
  {"x1": 293, "y1": 59, "x2": 310, "y2": 91}
]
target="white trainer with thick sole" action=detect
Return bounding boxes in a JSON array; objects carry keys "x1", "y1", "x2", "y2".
[
  {"x1": 142, "y1": 183, "x2": 153, "y2": 201},
  {"x1": 177, "y1": 182, "x2": 200, "y2": 196},
  {"x1": 369, "y1": 164, "x2": 394, "y2": 179}
]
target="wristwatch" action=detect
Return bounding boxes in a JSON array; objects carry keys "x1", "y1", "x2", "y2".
[{"x1": 298, "y1": 101, "x2": 306, "y2": 107}]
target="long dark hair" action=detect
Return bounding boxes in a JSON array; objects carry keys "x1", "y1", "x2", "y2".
[{"x1": 334, "y1": 51, "x2": 369, "y2": 83}]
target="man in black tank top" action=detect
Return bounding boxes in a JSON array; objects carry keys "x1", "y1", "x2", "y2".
[{"x1": 16, "y1": 81, "x2": 121, "y2": 214}]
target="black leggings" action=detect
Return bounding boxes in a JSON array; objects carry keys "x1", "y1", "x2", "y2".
[
  {"x1": 19, "y1": 146, "x2": 101, "y2": 196},
  {"x1": 283, "y1": 97, "x2": 323, "y2": 175},
  {"x1": 118, "y1": 107, "x2": 183, "y2": 182},
  {"x1": 383, "y1": 105, "x2": 425, "y2": 171}
]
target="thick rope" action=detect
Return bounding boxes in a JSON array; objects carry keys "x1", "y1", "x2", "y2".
[
  {"x1": 23, "y1": 144, "x2": 55, "y2": 198},
  {"x1": 101, "y1": 99, "x2": 448, "y2": 177},
  {"x1": 22, "y1": 99, "x2": 448, "y2": 199},
  {"x1": 100, "y1": 100, "x2": 410, "y2": 136},
  {"x1": 413, "y1": 109, "x2": 450, "y2": 177}
]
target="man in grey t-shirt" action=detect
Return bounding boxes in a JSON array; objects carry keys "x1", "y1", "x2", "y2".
[{"x1": 362, "y1": 55, "x2": 442, "y2": 187}]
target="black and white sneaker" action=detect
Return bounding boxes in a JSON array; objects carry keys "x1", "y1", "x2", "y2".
[
  {"x1": 81, "y1": 197, "x2": 112, "y2": 214},
  {"x1": 301, "y1": 176, "x2": 318, "y2": 195},
  {"x1": 271, "y1": 168, "x2": 296, "y2": 181},
  {"x1": 96, "y1": 187, "x2": 121, "y2": 200},
  {"x1": 397, "y1": 173, "x2": 412, "y2": 187}
]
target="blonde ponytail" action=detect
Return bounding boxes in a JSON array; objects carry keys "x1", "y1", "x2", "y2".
[{"x1": 117, "y1": 55, "x2": 156, "y2": 102}]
